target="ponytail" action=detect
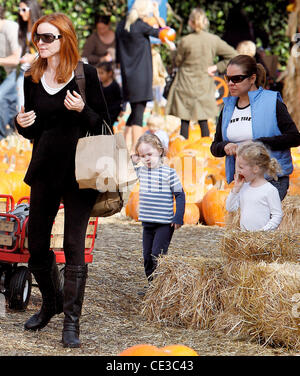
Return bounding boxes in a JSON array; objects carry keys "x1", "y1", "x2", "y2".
[
  {"x1": 267, "y1": 158, "x2": 282, "y2": 181},
  {"x1": 256, "y1": 63, "x2": 266, "y2": 88}
]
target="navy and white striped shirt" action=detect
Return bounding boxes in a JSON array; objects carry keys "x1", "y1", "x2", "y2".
[{"x1": 136, "y1": 165, "x2": 185, "y2": 224}]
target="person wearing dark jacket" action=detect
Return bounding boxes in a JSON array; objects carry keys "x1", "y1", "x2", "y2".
[
  {"x1": 15, "y1": 13, "x2": 106, "y2": 348},
  {"x1": 115, "y1": 0, "x2": 166, "y2": 154},
  {"x1": 210, "y1": 54, "x2": 300, "y2": 201}
]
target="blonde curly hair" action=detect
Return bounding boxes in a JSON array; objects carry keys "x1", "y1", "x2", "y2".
[
  {"x1": 237, "y1": 141, "x2": 282, "y2": 180},
  {"x1": 135, "y1": 132, "x2": 165, "y2": 158},
  {"x1": 188, "y1": 8, "x2": 209, "y2": 32},
  {"x1": 125, "y1": 0, "x2": 153, "y2": 32}
]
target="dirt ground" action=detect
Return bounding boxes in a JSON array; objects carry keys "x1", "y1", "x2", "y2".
[{"x1": 0, "y1": 212, "x2": 298, "y2": 356}]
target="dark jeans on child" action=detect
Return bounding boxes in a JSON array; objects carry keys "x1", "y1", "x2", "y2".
[
  {"x1": 142, "y1": 222, "x2": 174, "y2": 281},
  {"x1": 267, "y1": 176, "x2": 289, "y2": 201}
]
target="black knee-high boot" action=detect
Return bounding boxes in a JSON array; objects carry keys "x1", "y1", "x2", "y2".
[
  {"x1": 62, "y1": 264, "x2": 87, "y2": 348},
  {"x1": 24, "y1": 252, "x2": 63, "y2": 331}
]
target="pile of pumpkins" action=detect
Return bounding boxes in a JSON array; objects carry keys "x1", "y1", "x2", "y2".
[
  {"x1": 0, "y1": 133, "x2": 32, "y2": 204},
  {"x1": 125, "y1": 120, "x2": 300, "y2": 227}
]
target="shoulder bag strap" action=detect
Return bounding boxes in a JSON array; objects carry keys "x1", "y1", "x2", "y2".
[{"x1": 74, "y1": 61, "x2": 86, "y2": 103}]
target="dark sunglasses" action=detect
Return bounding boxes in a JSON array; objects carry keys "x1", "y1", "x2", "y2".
[
  {"x1": 34, "y1": 33, "x2": 62, "y2": 44},
  {"x1": 224, "y1": 74, "x2": 251, "y2": 84},
  {"x1": 18, "y1": 7, "x2": 30, "y2": 12}
]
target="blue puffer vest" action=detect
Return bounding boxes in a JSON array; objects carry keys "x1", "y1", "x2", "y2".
[{"x1": 222, "y1": 87, "x2": 293, "y2": 183}]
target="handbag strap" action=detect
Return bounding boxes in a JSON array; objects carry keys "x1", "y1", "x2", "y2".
[
  {"x1": 74, "y1": 61, "x2": 112, "y2": 134},
  {"x1": 74, "y1": 61, "x2": 86, "y2": 103}
]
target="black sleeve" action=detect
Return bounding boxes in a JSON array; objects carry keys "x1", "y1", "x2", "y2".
[
  {"x1": 255, "y1": 99, "x2": 300, "y2": 150},
  {"x1": 15, "y1": 76, "x2": 41, "y2": 140},
  {"x1": 210, "y1": 109, "x2": 230, "y2": 157}
]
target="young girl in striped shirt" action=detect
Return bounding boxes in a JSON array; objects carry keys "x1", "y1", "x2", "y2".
[{"x1": 133, "y1": 133, "x2": 185, "y2": 290}]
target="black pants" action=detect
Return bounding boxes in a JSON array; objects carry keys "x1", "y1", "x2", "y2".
[
  {"x1": 180, "y1": 119, "x2": 210, "y2": 138},
  {"x1": 142, "y1": 222, "x2": 174, "y2": 280},
  {"x1": 27, "y1": 179, "x2": 97, "y2": 270}
]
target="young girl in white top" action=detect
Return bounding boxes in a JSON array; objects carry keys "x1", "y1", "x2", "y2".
[{"x1": 226, "y1": 141, "x2": 283, "y2": 231}]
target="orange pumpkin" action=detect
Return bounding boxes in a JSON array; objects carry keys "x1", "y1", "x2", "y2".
[
  {"x1": 201, "y1": 186, "x2": 230, "y2": 227},
  {"x1": 183, "y1": 203, "x2": 200, "y2": 225},
  {"x1": 119, "y1": 344, "x2": 165, "y2": 356},
  {"x1": 0, "y1": 170, "x2": 30, "y2": 202},
  {"x1": 119, "y1": 343, "x2": 198, "y2": 356},
  {"x1": 125, "y1": 183, "x2": 139, "y2": 221},
  {"x1": 162, "y1": 344, "x2": 199, "y2": 356},
  {"x1": 159, "y1": 27, "x2": 176, "y2": 42}
]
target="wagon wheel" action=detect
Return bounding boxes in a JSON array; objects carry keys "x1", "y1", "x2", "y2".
[
  {"x1": 214, "y1": 76, "x2": 229, "y2": 105},
  {"x1": 59, "y1": 266, "x2": 65, "y2": 292},
  {"x1": 8, "y1": 266, "x2": 32, "y2": 311}
]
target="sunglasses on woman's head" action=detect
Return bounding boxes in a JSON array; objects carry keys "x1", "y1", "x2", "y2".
[
  {"x1": 224, "y1": 74, "x2": 251, "y2": 84},
  {"x1": 34, "y1": 33, "x2": 62, "y2": 44},
  {"x1": 18, "y1": 6, "x2": 30, "y2": 12}
]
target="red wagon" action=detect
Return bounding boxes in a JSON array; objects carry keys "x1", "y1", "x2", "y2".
[{"x1": 0, "y1": 194, "x2": 98, "y2": 311}]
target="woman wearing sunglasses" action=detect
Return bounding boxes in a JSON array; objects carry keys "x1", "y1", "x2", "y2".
[
  {"x1": 15, "y1": 13, "x2": 107, "y2": 348},
  {"x1": 17, "y1": 0, "x2": 42, "y2": 109},
  {"x1": 210, "y1": 54, "x2": 300, "y2": 200}
]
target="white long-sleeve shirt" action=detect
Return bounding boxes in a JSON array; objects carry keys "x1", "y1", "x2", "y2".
[{"x1": 226, "y1": 182, "x2": 283, "y2": 231}]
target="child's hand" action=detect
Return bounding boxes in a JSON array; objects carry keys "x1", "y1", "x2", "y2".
[
  {"x1": 232, "y1": 173, "x2": 245, "y2": 193},
  {"x1": 171, "y1": 223, "x2": 182, "y2": 230},
  {"x1": 131, "y1": 154, "x2": 140, "y2": 164}
]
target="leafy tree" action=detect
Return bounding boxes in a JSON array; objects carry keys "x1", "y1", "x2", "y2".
[{"x1": 0, "y1": 0, "x2": 291, "y2": 83}]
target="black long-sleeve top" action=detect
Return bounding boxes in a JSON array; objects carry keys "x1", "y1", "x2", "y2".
[
  {"x1": 211, "y1": 100, "x2": 300, "y2": 157},
  {"x1": 16, "y1": 63, "x2": 107, "y2": 190}
]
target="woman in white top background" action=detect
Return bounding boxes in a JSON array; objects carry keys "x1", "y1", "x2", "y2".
[
  {"x1": 226, "y1": 141, "x2": 282, "y2": 231},
  {"x1": 210, "y1": 54, "x2": 300, "y2": 201}
]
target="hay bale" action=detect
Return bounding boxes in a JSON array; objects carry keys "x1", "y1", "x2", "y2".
[
  {"x1": 220, "y1": 229, "x2": 300, "y2": 264},
  {"x1": 140, "y1": 255, "x2": 225, "y2": 329},
  {"x1": 279, "y1": 195, "x2": 300, "y2": 231},
  {"x1": 213, "y1": 261, "x2": 300, "y2": 349}
]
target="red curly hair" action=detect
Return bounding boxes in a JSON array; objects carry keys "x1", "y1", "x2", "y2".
[{"x1": 27, "y1": 12, "x2": 80, "y2": 83}]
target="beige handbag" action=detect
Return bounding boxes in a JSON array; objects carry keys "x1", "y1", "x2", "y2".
[{"x1": 74, "y1": 62, "x2": 137, "y2": 217}]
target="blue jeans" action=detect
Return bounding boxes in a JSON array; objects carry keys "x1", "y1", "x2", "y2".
[{"x1": 0, "y1": 70, "x2": 18, "y2": 139}]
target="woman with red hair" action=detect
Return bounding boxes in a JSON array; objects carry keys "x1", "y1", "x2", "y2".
[{"x1": 15, "y1": 13, "x2": 107, "y2": 348}]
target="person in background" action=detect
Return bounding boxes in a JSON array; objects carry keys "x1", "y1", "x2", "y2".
[
  {"x1": 133, "y1": 133, "x2": 185, "y2": 295},
  {"x1": 96, "y1": 61, "x2": 123, "y2": 130},
  {"x1": 236, "y1": 40, "x2": 256, "y2": 57},
  {"x1": 210, "y1": 54, "x2": 300, "y2": 201},
  {"x1": 0, "y1": 5, "x2": 22, "y2": 139},
  {"x1": 17, "y1": 0, "x2": 42, "y2": 109},
  {"x1": 226, "y1": 141, "x2": 282, "y2": 231},
  {"x1": 151, "y1": 43, "x2": 167, "y2": 112},
  {"x1": 115, "y1": 0, "x2": 166, "y2": 154},
  {"x1": 15, "y1": 12, "x2": 107, "y2": 348},
  {"x1": 82, "y1": 15, "x2": 115, "y2": 67},
  {"x1": 145, "y1": 114, "x2": 169, "y2": 151},
  {"x1": 165, "y1": 8, "x2": 237, "y2": 139}
]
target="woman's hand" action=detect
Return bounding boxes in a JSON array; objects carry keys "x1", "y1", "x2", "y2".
[
  {"x1": 16, "y1": 106, "x2": 36, "y2": 128},
  {"x1": 207, "y1": 64, "x2": 217, "y2": 76},
  {"x1": 224, "y1": 142, "x2": 238, "y2": 156},
  {"x1": 64, "y1": 90, "x2": 85, "y2": 112},
  {"x1": 20, "y1": 53, "x2": 36, "y2": 65}
]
